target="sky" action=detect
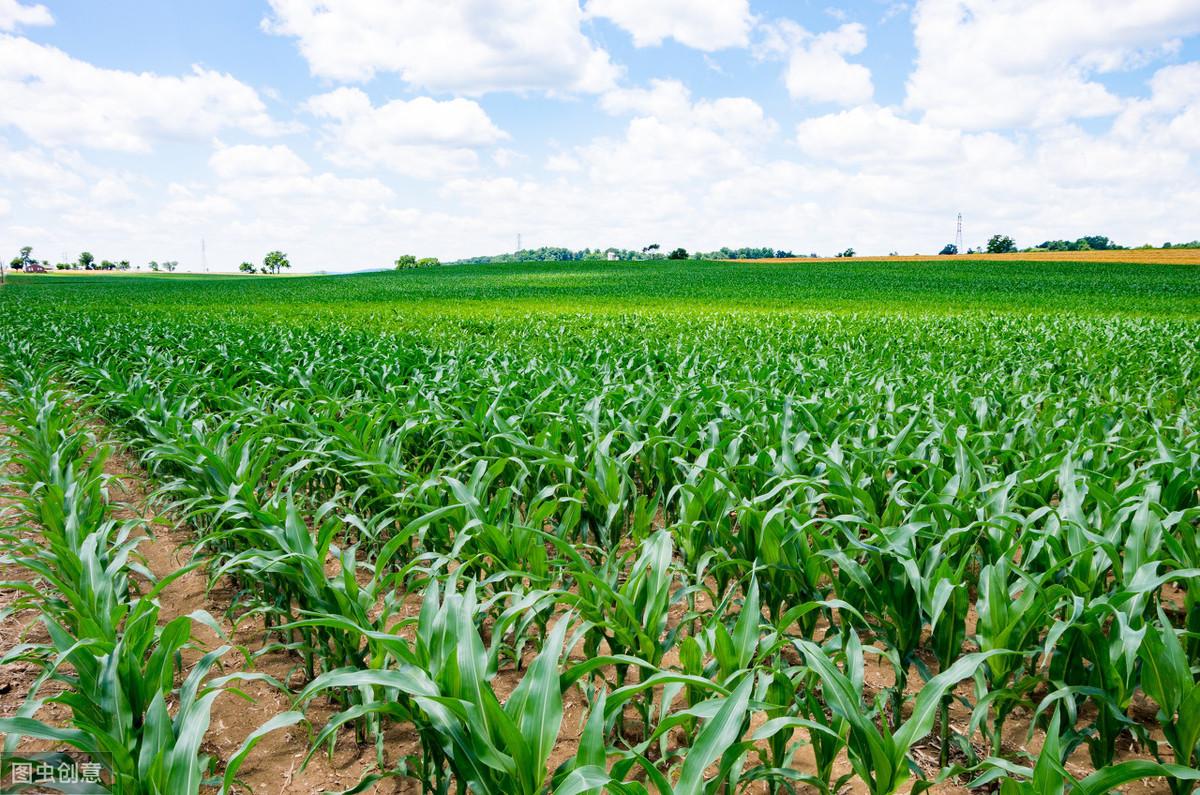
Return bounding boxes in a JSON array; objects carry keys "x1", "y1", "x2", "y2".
[{"x1": 1, "y1": 0, "x2": 1199, "y2": 272}]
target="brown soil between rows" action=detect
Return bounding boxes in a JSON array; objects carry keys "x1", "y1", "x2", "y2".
[{"x1": 0, "y1": 415, "x2": 1181, "y2": 794}]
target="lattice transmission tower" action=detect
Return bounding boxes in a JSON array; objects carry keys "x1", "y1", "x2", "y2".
[{"x1": 955, "y1": 213, "x2": 964, "y2": 253}]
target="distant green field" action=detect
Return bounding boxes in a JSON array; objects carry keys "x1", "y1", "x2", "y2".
[
  {"x1": 6, "y1": 257, "x2": 1200, "y2": 320},
  {"x1": 2, "y1": 257, "x2": 1200, "y2": 792}
]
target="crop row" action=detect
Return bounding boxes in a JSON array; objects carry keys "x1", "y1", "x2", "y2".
[{"x1": 0, "y1": 301, "x2": 1198, "y2": 793}]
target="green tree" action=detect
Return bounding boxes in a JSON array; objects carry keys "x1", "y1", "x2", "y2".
[
  {"x1": 238, "y1": 262, "x2": 256, "y2": 273},
  {"x1": 11, "y1": 245, "x2": 35, "y2": 271},
  {"x1": 939, "y1": 244, "x2": 958, "y2": 255},
  {"x1": 987, "y1": 234, "x2": 1016, "y2": 254},
  {"x1": 79, "y1": 251, "x2": 95, "y2": 270},
  {"x1": 117, "y1": 260, "x2": 131, "y2": 271},
  {"x1": 836, "y1": 248, "x2": 856, "y2": 258},
  {"x1": 667, "y1": 247, "x2": 689, "y2": 260},
  {"x1": 264, "y1": 251, "x2": 290, "y2": 275},
  {"x1": 162, "y1": 261, "x2": 178, "y2": 273},
  {"x1": 416, "y1": 257, "x2": 441, "y2": 268},
  {"x1": 394, "y1": 254, "x2": 418, "y2": 269}
]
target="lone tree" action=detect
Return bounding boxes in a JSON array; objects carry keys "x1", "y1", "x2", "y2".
[
  {"x1": 987, "y1": 234, "x2": 1016, "y2": 254},
  {"x1": 239, "y1": 262, "x2": 256, "y2": 273},
  {"x1": 6, "y1": 246, "x2": 31, "y2": 281},
  {"x1": 939, "y1": 243, "x2": 958, "y2": 255},
  {"x1": 836, "y1": 248, "x2": 856, "y2": 258},
  {"x1": 11, "y1": 246, "x2": 35, "y2": 271},
  {"x1": 667, "y1": 247, "x2": 689, "y2": 260},
  {"x1": 79, "y1": 251, "x2": 95, "y2": 270},
  {"x1": 394, "y1": 254, "x2": 418, "y2": 269},
  {"x1": 264, "y1": 251, "x2": 290, "y2": 275},
  {"x1": 162, "y1": 260, "x2": 178, "y2": 273}
]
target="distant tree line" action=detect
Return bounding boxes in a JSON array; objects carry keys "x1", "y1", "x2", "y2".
[
  {"x1": 937, "y1": 235, "x2": 1156, "y2": 255},
  {"x1": 1026, "y1": 235, "x2": 1123, "y2": 252},
  {"x1": 452, "y1": 245, "x2": 799, "y2": 265},
  {"x1": 691, "y1": 247, "x2": 796, "y2": 260},
  {"x1": 453, "y1": 247, "x2": 630, "y2": 264},
  {"x1": 7, "y1": 246, "x2": 141, "y2": 272}
]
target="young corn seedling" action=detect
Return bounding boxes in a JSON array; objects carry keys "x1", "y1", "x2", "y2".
[
  {"x1": 548, "y1": 529, "x2": 687, "y2": 719},
  {"x1": 972, "y1": 556, "x2": 1062, "y2": 755},
  {"x1": 296, "y1": 580, "x2": 576, "y2": 795},
  {"x1": 822, "y1": 520, "x2": 928, "y2": 731},
  {"x1": 746, "y1": 666, "x2": 852, "y2": 795},
  {"x1": 795, "y1": 630, "x2": 1008, "y2": 795},
  {"x1": 1139, "y1": 608, "x2": 1200, "y2": 794}
]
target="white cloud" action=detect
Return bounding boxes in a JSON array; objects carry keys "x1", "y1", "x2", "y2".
[
  {"x1": 601, "y1": 79, "x2": 776, "y2": 138},
  {"x1": 584, "y1": 0, "x2": 753, "y2": 50},
  {"x1": 0, "y1": 35, "x2": 287, "y2": 151},
  {"x1": 207, "y1": 145, "x2": 392, "y2": 204},
  {"x1": 210, "y1": 143, "x2": 310, "y2": 180},
  {"x1": 905, "y1": 0, "x2": 1200, "y2": 130},
  {"x1": 546, "y1": 152, "x2": 582, "y2": 172},
  {"x1": 758, "y1": 21, "x2": 874, "y2": 105},
  {"x1": 0, "y1": 0, "x2": 51, "y2": 31},
  {"x1": 796, "y1": 105, "x2": 964, "y2": 163},
  {"x1": 1035, "y1": 124, "x2": 1190, "y2": 184},
  {"x1": 263, "y1": 0, "x2": 619, "y2": 94},
  {"x1": 303, "y1": 88, "x2": 508, "y2": 178},
  {"x1": 1112, "y1": 62, "x2": 1200, "y2": 151},
  {"x1": 0, "y1": 141, "x2": 85, "y2": 192},
  {"x1": 89, "y1": 176, "x2": 139, "y2": 206},
  {"x1": 587, "y1": 80, "x2": 777, "y2": 185}
]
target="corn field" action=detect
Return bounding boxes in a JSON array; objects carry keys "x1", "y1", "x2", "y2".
[{"x1": 1, "y1": 260, "x2": 1199, "y2": 794}]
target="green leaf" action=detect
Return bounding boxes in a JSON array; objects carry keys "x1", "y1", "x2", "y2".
[
  {"x1": 675, "y1": 673, "x2": 754, "y2": 795},
  {"x1": 220, "y1": 710, "x2": 306, "y2": 795}
]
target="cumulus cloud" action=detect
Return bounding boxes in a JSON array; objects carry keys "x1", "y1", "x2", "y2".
[
  {"x1": 758, "y1": 21, "x2": 874, "y2": 105},
  {"x1": 303, "y1": 88, "x2": 508, "y2": 178},
  {"x1": 1111, "y1": 62, "x2": 1200, "y2": 151},
  {"x1": 0, "y1": 0, "x2": 51, "y2": 31},
  {"x1": 796, "y1": 105, "x2": 965, "y2": 163},
  {"x1": 210, "y1": 143, "x2": 311, "y2": 180},
  {"x1": 587, "y1": 79, "x2": 777, "y2": 185},
  {"x1": 262, "y1": 0, "x2": 619, "y2": 93},
  {"x1": 0, "y1": 35, "x2": 287, "y2": 151},
  {"x1": 584, "y1": 0, "x2": 754, "y2": 50},
  {"x1": 905, "y1": 0, "x2": 1200, "y2": 130}
]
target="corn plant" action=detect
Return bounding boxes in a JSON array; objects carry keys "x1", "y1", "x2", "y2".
[
  {"x1": 1139, "y1": 608, "x2": 1200, "y2": 794},
  {"x1": 794, "y1": 630, "x2": 1008, "y2": 795}
]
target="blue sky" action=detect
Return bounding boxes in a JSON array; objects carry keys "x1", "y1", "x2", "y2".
[{"x1": 2, "y1": 0, "x2": 1199, "y2": 271}]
